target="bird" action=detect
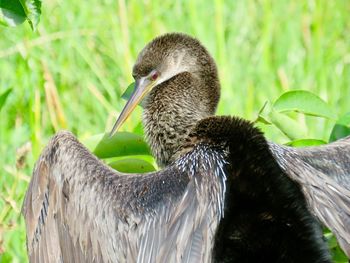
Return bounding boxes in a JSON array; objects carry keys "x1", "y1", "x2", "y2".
[{"x1": 22, "y1": 33, "x2": 350, "y2": 262}]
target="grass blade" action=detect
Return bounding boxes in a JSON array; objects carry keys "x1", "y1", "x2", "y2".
[{"x1": 0, "y1": 88, "x2": 12, "y2": 112}]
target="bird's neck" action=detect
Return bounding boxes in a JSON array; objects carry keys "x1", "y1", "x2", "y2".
[{"x1": 143, "y1": 72, "x2": 219, "y2": 167}]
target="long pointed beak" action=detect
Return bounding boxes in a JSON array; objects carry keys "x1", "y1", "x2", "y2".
[{"x1": 109, "y1": 78, "x2": 153, "y2": 137}]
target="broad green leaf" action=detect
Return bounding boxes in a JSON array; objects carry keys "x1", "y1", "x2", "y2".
[
  {"x1": 329, "y1": 112, "x2": 350, "y2": 142},
  {"x1": 106, "y1": 154, "x2": 155, "y2": 165},
  {"x1": 0, "y1": 0, "x2": 25, "y2": 27},
  {"x1": 273, "y1": 90, "x2": 336, "y2": 119},
  {"x1": 94, "y1": 132, "x2": 151, "y2": 158},
  {"x1": 286, "y1": 139, "x2": 326, "y2": 147},
  {"x1": 109, "y1": 158, "x2": 155, "y2": 173},
  {"x1": 268, "y1": 110, "x2": 307, "y2": 140},
  {"x1": 133, "y1": 121, "x2": 144, "y2": 135},
  {"x1": 0, "y1": 0, "x2": 41, "y2": 30},
  {"x1": 0, "y1": 88, "x2": 12, "y2": 111}
]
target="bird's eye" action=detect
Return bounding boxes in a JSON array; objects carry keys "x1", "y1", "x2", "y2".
[{"x1": 150, "y1": 71, "x2": 159, "y2": 81}]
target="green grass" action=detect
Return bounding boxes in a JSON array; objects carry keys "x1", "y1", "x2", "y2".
[{"x1": 1, "y1": 0, "x2": 350, "y2": 262}]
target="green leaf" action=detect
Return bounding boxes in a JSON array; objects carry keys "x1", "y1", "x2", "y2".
[
  {"x1": 0, "y1": 88, "x2": 12, "y2": 111},
  {"x1": 329, "y1": 112, "x2": 350, "y2": 142},
  {"x1": 273, "y1": 90, "x2": 336, "y2": 119},
  {"x1": 0, "y1": 0, "x2": 26, "y2": 27},
  {"x1": 255, "y1": 115, "x2": 271, "y2": 125},
  {"x1": 323, "y1": 230, "x2": 348, "y2": 262},
  {"x1": 255, "y1": 101, "x2": 272, "y2": 124},
  {"x1": 93, "y1": 132, "x2": 151, "y2": 159},
  {"x1": 133, "y1": 121, "x2": 144, "y2": 135},
  {"x1": 255, "y1": 101, "x2": 308, "y2": 140},
  {"x1": 0, "y1": 0, "x2": 41, "y2": 30},
  {"x1": 329, "y1": 125, "x2": 350, "y2": 143},
  {"x1": 268, "y1": 110, "x2": 307, "y2": 140},
  {"x1": 108, "y1": 158, "x2": 155, "y2": 173},
  {"x1": 286, "y1": 139, "x2": 326, "y2": 147},
  {"x1": 324, "y1": 231, "x2": 338, "y2": 249},
  {"x1": 121, "y1": 82, "x2": 135, "y2": 101},
  {"x1": 106, "y1": 154, "x2": 155, "y2": 164},
  {"x1": 80, "y1": 133, "x2": 105, "y2": 152},
  {"x1": 121, "y1": 82, "x2": 145, "y2": 108},
  {"x1": 21, "y1": 0, "x2": 41, "y2": 30},
  {"x1": 331, "y1": 247, "x2": 348, "y2": 263}
]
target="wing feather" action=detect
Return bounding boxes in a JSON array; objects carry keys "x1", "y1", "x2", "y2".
[
  {"x1": 23, "y1": 131, "x2": 227, "y2": 262},
  {"x1": 269, "y1": 137, "x2": 350, "y2": 257}
]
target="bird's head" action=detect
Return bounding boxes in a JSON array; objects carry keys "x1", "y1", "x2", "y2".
[{"x1": 110, "y1": 33, "x2": 220, "y2": 136}]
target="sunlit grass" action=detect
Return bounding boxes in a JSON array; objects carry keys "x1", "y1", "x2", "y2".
[{"x1": 0, "y1": 0, "x2": 349, "y2": 262}]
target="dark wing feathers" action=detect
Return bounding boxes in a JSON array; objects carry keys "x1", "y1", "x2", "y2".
[
  {"x1": 290, "y1": 136, "x2": 350, "y2": 189},
  {"x1": 268, "y1": 137, "x2": 350, "y2": 257},
  {"x1": 24, "y1": 125, "x2": 350, "y2": 261},
  {"x1": 22, "y1": 131, "x2": 227, "y2": 263}
]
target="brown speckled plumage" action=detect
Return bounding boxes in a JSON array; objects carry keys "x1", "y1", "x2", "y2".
[
  {"x1": 23, "y1": 33, "x2": 350, "y2": 262},
  {"x1": 135, "y1": 33, "x2": 220, "y2": 166}
]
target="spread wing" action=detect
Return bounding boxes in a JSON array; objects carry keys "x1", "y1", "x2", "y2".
[
  {"x1": 268, "y1": 136, "x2": 350, "y2": 257},
  {"x1": 22, "y1": 131, "x2": 227, "y2": 263}
]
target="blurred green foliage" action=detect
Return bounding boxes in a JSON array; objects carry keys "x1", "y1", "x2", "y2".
[{"x1": 0, "y1": 0, "x2": 350, "y2": 262}]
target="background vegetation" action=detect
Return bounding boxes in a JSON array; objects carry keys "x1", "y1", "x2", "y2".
[{"x1": 1, "y1": 0, "x2": 350, "y2": 262}]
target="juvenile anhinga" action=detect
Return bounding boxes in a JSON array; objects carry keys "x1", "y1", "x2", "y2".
[{"x1": 23, "y1": 33, "x2": 350, "y2": 262}]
